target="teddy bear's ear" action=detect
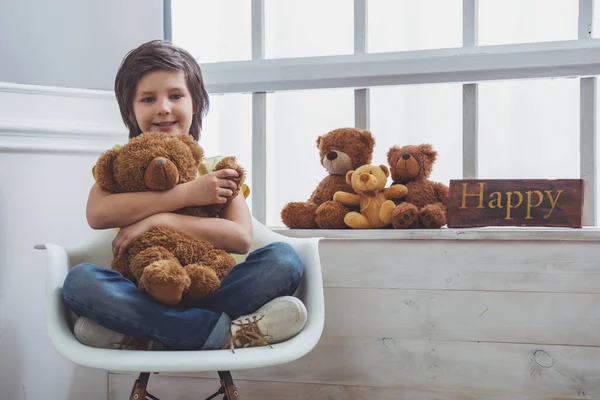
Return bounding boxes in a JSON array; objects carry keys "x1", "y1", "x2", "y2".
[
  {"x1": 379, "y1": 164, "x2": 390, "y2": 177},
  {"x1": 386, "y1": 146, "x2": 401, "y2": 166},
  {"x1": 177, "y1": 133, "x2": 204, "y2": 164},
  {"x1": 345, "y1": 170, "x2": 354, "y2": 185},
  {"x1": 316, "y1": 135, "x2": 323, "y2": 148},
  {"x1": 93, "y1": 147, "x2": 121, "y2": 193},
  {"x1": 359, "y1": 129, "x2": 375, "y2": 148},
  {"x1": 419, "y1": 143, "x2": 438, "y2": 160}
]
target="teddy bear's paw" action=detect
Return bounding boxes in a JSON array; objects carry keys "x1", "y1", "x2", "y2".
[
  {"x1": 315, "y1": 200, "x2": 351, "y2": 229},
  {"x1": 183, "y1": 264, "x2": 221, "y2": 302},
  {"x1": 391, "y1": 204, "x2": 419, "y2": 229},
  {"x1": 281, "y1": 202, "x2": 319, "y2": 229},
  {"x1": 419, "y1": 204, "x2": 447, "y2": 229},
  {"x1": 139, "y1": 260, "x2": 191, "y2": 306},
  {"x1": 130, "y1": 246, "x2": 178, "y2": 282}
]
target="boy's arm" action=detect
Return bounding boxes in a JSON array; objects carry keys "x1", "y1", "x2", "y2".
[{"x1": 87, "y1": 169, "x2": 240, "y2": 229}]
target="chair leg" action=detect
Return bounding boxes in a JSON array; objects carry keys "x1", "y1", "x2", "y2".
[
  {"x1": 204, "y1": 371, "x2": 240, "y2": 400},
  {"x1": 129, "y1": 372, "x2": 160, "y2": 400},
  {"x1": 219, "y1": 371, "x2": 240, "y2": 400}
]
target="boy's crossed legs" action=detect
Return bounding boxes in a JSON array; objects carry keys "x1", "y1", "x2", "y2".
[{"x1": 62, "y1": 242, "x2": 307, "y2": 351}]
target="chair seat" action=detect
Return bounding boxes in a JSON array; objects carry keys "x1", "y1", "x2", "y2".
[{"x1": 35, "y1": 218, "x2": 325, "y2": 372}]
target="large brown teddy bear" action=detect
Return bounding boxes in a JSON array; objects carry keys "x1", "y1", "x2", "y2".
[
  {"x1": 281, "y1": 127, "x2": 375, "y2": 229},
  {"x1": 93, "y1": 131, "x2": 245, "y2": 305},
  {"x1": 387, "y1": 143, "x2": 449, "y2": 229}
]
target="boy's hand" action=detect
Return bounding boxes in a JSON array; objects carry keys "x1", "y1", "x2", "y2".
[
  {"x1": 183, "y1": 169, "x2": 239, "y2": 206},
  {"x1": 112, "y1": 213, "x2": 165, "y2": 258}
]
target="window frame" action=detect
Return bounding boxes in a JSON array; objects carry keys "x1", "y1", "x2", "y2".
[{"x1": 166, "y1": 0, "x2": 599, "y2": 227}]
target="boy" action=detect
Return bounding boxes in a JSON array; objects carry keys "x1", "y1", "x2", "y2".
[{"x1": 62, "y1": 40, "x2": 307, "y2": 351}]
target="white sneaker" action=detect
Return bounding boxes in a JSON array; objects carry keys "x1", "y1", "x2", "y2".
[
  {"x1": 227, "y1": 296, "x2": 307, "y2": 352},
  {"x1": 73, "y1": 317, "x2": 153, "y2": 350}
]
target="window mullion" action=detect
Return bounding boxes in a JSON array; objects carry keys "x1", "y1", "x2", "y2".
[
  {"x1": 354, "y1": 0, "x2": 369, "y2": 130},
  {"x1": 252, "y1": 0, "x2": 267, "y2": 224},
  {"x1": 579, "y1": 0, "x2": 597, "y2": 226},
  {"x1": 462, "y1": 0, "x2": 478, "y2": 179}
]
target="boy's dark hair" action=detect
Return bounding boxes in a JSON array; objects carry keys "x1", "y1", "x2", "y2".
[{"x1": 114, "y1": 40, "x2": 209, "y2": 141}]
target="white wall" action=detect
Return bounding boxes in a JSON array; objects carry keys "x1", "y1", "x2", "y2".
[
  {"x1": 0, "y1": 1, "x2": 163, "y2": 398},
  {"x1": 0, "y1": 0, "x2": 164, "y2": 90},
  {"x1": 0, "y1": 84, "x2": 128, "y2": 400}
]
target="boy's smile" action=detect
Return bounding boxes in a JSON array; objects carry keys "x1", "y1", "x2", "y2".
[{"x1": 133, "y1": 69, "x2": 194, "y2": 136}]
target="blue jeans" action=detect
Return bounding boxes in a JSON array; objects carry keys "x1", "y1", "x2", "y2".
[{"x1": 62, "y1": 242, "x2": 303, "y2": 350}]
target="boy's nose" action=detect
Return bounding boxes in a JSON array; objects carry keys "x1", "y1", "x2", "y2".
[{"x1": 157, "y1": 100, "x2": 171, "y2": 114}]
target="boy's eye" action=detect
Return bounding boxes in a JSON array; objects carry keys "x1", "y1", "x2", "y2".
[
  {"x1": 141, "y1": 97, "x2": 155, "y2": 103},
  {"x1": 170, "y1": 94, "x2": 183, "y2": 100}
]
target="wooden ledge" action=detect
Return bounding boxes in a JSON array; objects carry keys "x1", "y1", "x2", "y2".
[{"x1": 271, "y1": 226, "x2": 600, "y2": 241}]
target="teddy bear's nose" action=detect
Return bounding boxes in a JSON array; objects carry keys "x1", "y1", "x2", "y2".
[
  {"x1": 326, "y1": 151, "x2": 338, "y2": 161},
  {"x1": 402, "y1": 153, "x2": 411, "y2": 160},
  {"x1": 360, "y1": 174, "x2": 369, "y2": 182},
  {"x1": 155, "y1": 158, "x2": 167, "y2": 166}
]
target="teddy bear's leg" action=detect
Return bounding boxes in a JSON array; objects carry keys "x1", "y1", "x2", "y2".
[
  {"x1": 182, "y1": 264, "x2": 222, "y2": 302},
  {"x1": 315, "y1": 200, "x2": 351, "y2": 229},
  {"x1": 419, "y1": 203, "x2": 447, "y2": 229},
  {"x1": 129, "y1": 246, "x2": 178, "y2": 282},
  {"x1": 203, "y1": 249, "x2": 237, "y2": 279},
  {"x1": 111, "y1": 253, "x2": 134, "y2": 281},
  {"x1": 281, "y1": 202, "x2": 319, "y2": 229},
  {"x1": 379, "y1": 200, "x2": 397, "y2": 226},
  {"x1": 138, "y1": 260, "x2": 192, "y2": 305},
  {"x1": 344, "y1": 211, "x2": 371, "y2": 229},
  {"x1": 391, "y1": 203, "x2": 420, "y2": 229},
  {"x1": 131, "y1": 247, "x2": 191, "y2": 306}
]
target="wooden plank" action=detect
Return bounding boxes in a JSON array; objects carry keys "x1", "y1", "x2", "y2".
[
  {"x1": 160, "y1": 337, "x2": 600, "y2": 398},
  {"x1": 323, "y1": 288, "x2": 600, "y2": 346},
  {"x1": 447, "y1": 179, "x2": 584, "y2": 228},
  {"x1": 109, "y1": 373, "x2": 595, "y2": 400},
  {"x1": 319, "y1": 240, "x2": 600, "y2": 293}
]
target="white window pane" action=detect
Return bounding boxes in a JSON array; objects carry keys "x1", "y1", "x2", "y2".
[
  {"x1": 370, "y1": 84, "x2": 463, "y2": 186},
  {"x1": 171, "y1": 0, "x2": 251, "y2": 63},
  {"x1": 266, "y1": 89, "x2": 355, "y2": 227},
  {"x1": 201, "y1": 93, "x2": 253, "y2": 213},
  {"x1": 368, "y1": 0, "x2": 462, "y2": 53},
  {"x1": 594, "y1": 0, "x2": 600, "y2": 37},
  {"x1": 479, "y1": 0, "x2": 577, "y2": 46},
  {"x1": 479, "y1": 79, "x2": 580, "y2": 180},
  {"x1": 265, "y1": 0, "x2": 353, "y2": 59}
]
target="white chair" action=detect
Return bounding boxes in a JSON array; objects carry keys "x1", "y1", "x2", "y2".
[{"x1": 34, "y1": 217, "x2": 324, "y2": 400}]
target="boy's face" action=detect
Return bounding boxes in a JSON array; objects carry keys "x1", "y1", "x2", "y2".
[{"x1": 133, "y1": 69, "x2": 194, "y2": 136}]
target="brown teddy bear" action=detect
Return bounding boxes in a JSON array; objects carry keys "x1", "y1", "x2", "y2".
[
  {"x1": 280, "y1": 127, "x2": 375, "y2": 229},
  {"x1": 387, "y1": 143, "x2": 449, "y2": 229},
  {"x1": 93, "y1": 131, "x2": 246, "y2": 305},
  {"x1": 333, "y1": 164, "x2": 408, "y2": 229}
]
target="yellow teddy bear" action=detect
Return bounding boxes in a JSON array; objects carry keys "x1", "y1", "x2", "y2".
[{"x1": 333, "y1": 164, "x2": 408, "y2": 229}]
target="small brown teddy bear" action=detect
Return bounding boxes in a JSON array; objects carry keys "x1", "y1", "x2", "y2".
[
  {"x1": 387, "y1": 143, "x2": 449, "y2": 229},
  {"x1": 333, "y1": 164, "x2": 408, "y2": 229},
  {"x1": 93, "y1": 131, "x2": 246, "y2": 305},
  {"x1": 281, "y1": 127, "x2": 375, "y2": 229}
]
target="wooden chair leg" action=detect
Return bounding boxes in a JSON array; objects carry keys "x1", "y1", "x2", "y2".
[
  {"x1": 129, "y1": 372, "x2": 160, "y2": 400},
  {"x1": 218, "y1": 371, "x2": 240, "y2": 400},
  {"x1": 205, "y1": 371, "x2": 240, "y2": 400}
]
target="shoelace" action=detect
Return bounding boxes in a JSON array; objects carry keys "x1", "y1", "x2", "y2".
[{"x1": 228, "y1": 314, "x2": 273, "y2": 353}]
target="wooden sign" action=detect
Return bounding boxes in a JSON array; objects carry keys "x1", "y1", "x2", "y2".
[{"x1": 447, "y1": 179, "x2": 583, "y2": 228}]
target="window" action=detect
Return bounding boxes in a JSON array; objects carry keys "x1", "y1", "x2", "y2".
[{"x1": 169, "y1": 0, "x2": 600, "y2": 227}]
